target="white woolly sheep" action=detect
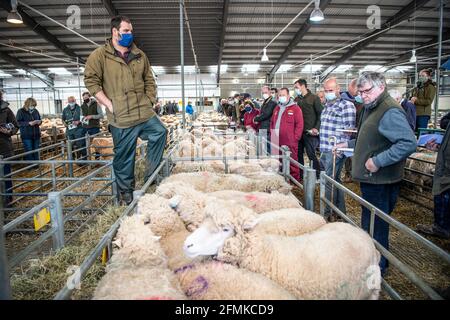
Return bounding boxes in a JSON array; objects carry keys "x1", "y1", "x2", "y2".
[
  {"x1": 184, "y1": 200, "x2": 381, "y2": 300},
  {"x1": 93, "y1": 215, "x2": 186, "y2": 300},
  {"x1": 172, "y1": 161, "x2": 225, "y2": 174},
  {"x1": 209, "y1": 190, "x2": 301, "y2": 213},
  {"x1": 162, "y1": 172, "x2": 292, "y2": 194}
]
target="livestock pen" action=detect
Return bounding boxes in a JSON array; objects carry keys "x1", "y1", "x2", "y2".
[{"x1": 32, "y1": 129, "x2": 449, "y2": 300}]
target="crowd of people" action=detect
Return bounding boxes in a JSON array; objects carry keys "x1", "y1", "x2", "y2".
[{"x1": 0, "y1": 15, "x2": 448, "y2": 276}]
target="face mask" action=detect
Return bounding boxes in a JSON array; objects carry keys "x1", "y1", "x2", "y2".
[
  {"x1": 118, "y1": 32, "x2": 134, "y2": 47},
  {"x1": 83, "y1": 98, "x2": 90, "y2": 103},
  {"x1": 279, "y1": 96, "x2": 288, "y2": 105},
  {"x1": 325, "y1": 92, "x2": 337, "y2": 101},
  {"x1": 355, "y1": 95, "x2": 363, "y2": 104},
  {"x1": 295, "y1": 88, "x2": 302, "y2": 97},
  {"x1": 69, "y1": 102, "x2": 76, "y2": 108},
  {"x1": 245, "y1": 106, "x2": 252, "y2": 113},
  {"x1": 418, "y1": 76, "x2": 428, "y2": 83},
  {"x1": 262, "y1": 93, "x2": 270, "y2": 100}
]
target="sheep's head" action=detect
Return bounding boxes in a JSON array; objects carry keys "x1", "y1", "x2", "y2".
[
  {"x1": 155, "y1": 181, "x2": 192, "y2": 198},
  {"x1": 183, "y1": 200, "x2": 259, "y2": 261}
]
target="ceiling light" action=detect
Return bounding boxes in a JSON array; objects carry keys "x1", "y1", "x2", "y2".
[
  {"x1": 310, "y1": 0, "x2": 324, "y2": 22},
  {"x1": 7, "y1": 1, "x2": 22, "y2": 24},
  {"x1": 261, "y1": 48, "x2": 269, "y2": 62}
]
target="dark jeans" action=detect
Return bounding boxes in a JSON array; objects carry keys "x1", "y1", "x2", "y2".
[
  {"x1": 67, "y1": 127, "x2": 87, "y2": 160},
  {"x1": 416, "y1": 115, "x2": 430, "y2": 130},
  {"x1": 434, "y1": 189, "x2": 450, "y2": 233},
  {"x1": 22, "y1": 138, "x2": 40, "y2": 161},
  {"x1": 360, "y1": 182, "x2": 401, "y2": 274},
  {"x1": 110, "y1": 116, "x2": 167, "y2": 194},
  {"x1": 2, "y1": 163, "x2": 12, "y2": 206},
  {"x1": 299, "y1": 134, "x2": 320, "y2": 179},
  {"x1": 320, "y1": 151, "x2": 346, "y2": 215},
  {"x1": 85, "y1": 127, "x2": 100, "y2": 136}
]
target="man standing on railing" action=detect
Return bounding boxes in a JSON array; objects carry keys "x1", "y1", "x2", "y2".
[
  {"x1": 84, "y1": 15, "x2": 167, "y2": 206},
  {"x1": 320, "y1": 77, "x2": 356, "y2": 219},
  {"x1": 416, "y1": 111, "x2": 450, "y2": 239},
  {"x1": 270, "y1": 88, "x2": 303, "y2": 181},
  {"x1": 335, "y1": 72, "x2": 417, "y2": 276},
  {"x1": 0, "y1": 90, "x2": 18, "y2": 207},
  {"x1": 81, "y1": 91, "x2": 104, "y2": 137},
  {"x1": 62, "y1": 96, "x2": 86, "y2": 161}
]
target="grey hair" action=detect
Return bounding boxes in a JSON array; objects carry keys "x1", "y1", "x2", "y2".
[{"x1": 357, "y1": 71, "x2": 386, "y2": 89}]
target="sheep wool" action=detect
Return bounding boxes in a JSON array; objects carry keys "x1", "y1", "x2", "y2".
[{"x1": 200, "y1": 201, "x2": 381, "y2": 300}]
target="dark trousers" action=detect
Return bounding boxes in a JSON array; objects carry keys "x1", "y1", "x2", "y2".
[
  {"x1": 416, "y1": 115, "x2": 430, "y2": 130},
  {"x1": 67, "y1": 127, "x2": 87, "y2": 160},
  {"x1": 298, "y1": 134, "x2": 320, "y2": 179},
  {"x1": 110, "y1": 116, "x2": 167, "y2": 194},
  {"x1": 22, "y1": 138, "x2": 40, "y2": 161},
  {"x1": 320, "y1": 151, "x2": 346, "y2": 215},
  {"x1": 360, "y1": 182, "x2": 401, "y2": 274},
  {"x1": 85, "y1": 127, "x2": 100, "y2": 136},
  {"x1": 434, "y1": 189, "x2": 450, "y2": 233}
]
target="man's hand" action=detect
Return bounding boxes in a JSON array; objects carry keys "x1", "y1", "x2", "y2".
[
  {"x1": 0, "y1": 127, "x2": 10, "y2": 135},
  {"x1": 84, "y1": 115, "x2": 93, "y2": 121},
  {"x1": 253, "y1": 117, "x2": 259, "y2": 124},
  {"x1": 410, "y1": 97, "x2": 417, "y2": 104},
  {"x1": 425, "y1": 138, "x2": 439, "y2": 152},
  {"x1": 332, "y1": 142, "x2": 348, "y2": 155},
  {"x1": 365, "y1": 158, "x2": 379, "y2": 173},
  {"x1": 310, "y1": 128, "x2": 319, "y2": 136},
  {"x1": 73, "y1": 121, "x2": 80, "y2": 126},
  {"x1": 29, "y1": 121, "x2": 36, "y2": 126}
]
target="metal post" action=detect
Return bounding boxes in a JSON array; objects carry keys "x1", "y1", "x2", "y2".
[
  {"x1": 434, "y1": 0, "x2": 443, "y2": 128},
  {"x1": 85, "y1": 133, "x2": 91, "y2": 162},
  {"x1": 67, "y1": 139, "x2": 74, "y2": 177},
  {"x1": 51, "y1": 162, "x2": 57, "y2": 191},
  {"x1": 304, "y1": 167, "x2": 317, "y2": 211},
  {"x1": 111, "y1": 169, "x2": 119, "y2": 206},
  {"x1": 180, "y1": 0, "x2": 186, "y2": 128},
  {"x1": 0, "y1": 156, "x2": 11, "y2": 299},
  {"x1": 133, "y1": 190, "x2": 144, "y2": 215},
  {"x1": 319, "y1": 171, "x2": 326, "y2": 217},
  {"x1": 48, "y1": 192, "x2": 65, "y2": 250},
  {"x1": 195, "y1": 67, "x2": 199, "y2": 109},
  {"x1": 370, "y1": 208, "x2": 376, "y2": 238}
]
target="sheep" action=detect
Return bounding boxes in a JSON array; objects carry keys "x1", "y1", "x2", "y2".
[
  {"x1": 208, "y1": 190, "x2": 302, "y2": 214},
  {"x1": 90, "y1": 137, "x2": 114, "y2": 159},
  {"x1": 92, "y1": 215, "x2": 186, "y2": 300},
  {"x1": 171, "y1": 194, "x2": 324, "y2": 235},
  {"x1": 404, "y1": 151, "x2": 437, "y2": 192},
  {"x1": 184, "y1": 200, "x2": 381, "y2": 300},
  {"x1": 172, "y1": 161, "x2": 225, "y2": 174},
  {"x1": 162, "y1": 172, "x2": 291, "y2": 194}
]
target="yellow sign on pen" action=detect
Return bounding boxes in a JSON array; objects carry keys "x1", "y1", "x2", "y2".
[
  {"x1": 33, "y1": 208, "x2": 51, "y2": 231},
  {"x1": 101, "y1": 247, "x2": 109, "y2": 265}
]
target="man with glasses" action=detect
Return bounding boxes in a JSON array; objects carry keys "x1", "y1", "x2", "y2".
[
  {"x1": 334, "y1": 71, "x2": 416, "y2": 276},
  {"x1": 319, "y1": 77, "x2": 356, "y2": 220}
]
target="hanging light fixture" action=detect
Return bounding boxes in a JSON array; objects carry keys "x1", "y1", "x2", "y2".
[
  {"x1": 410, "y1": 50, "x2": 417, "y2": 63},
  {"x1": 7, "y1": 0, "x2": 23, "y2": 24},
  {"x1": 310, "y1": 0, "x2": 324, "y2": 22},
  {"x1": 261, "y1": 48, "x2": 269, "y2": 62}
]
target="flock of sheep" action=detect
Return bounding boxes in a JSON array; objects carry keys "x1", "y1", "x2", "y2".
[{"x1": 91, "y1": 127, "x2": 382, "y2": 300}]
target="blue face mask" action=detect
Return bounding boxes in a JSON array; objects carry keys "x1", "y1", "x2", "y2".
[
  {"x1": 69, "y1": 102, "x2": 76, "y2": 108},
  {"x1": 295, "y1": 88, "x2": 302, "y2": 97},
  {"x1": 279, "y1": 96, "x2": 288, "y2": 105},
  {"x1": 355, "y1": 95, "x2": 363, "y2": 104},
  {"x1": 325, "y1": 92, "x2": 337, "y2": 101},
  {"x1": 245, "y1": 106, "x2": 252, "y2": 113},
  {"x1": 118, "y1": 32, "x2": 134, "y2": 47}
]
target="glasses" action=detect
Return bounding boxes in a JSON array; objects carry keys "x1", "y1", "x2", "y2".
[{"x1": 358, "y1": 86, "x2": 375, "y2": 96}]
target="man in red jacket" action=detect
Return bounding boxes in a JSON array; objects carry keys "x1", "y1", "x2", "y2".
[{"x1": 270, "y1": 88, "x2": 304, "y2": 181}]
